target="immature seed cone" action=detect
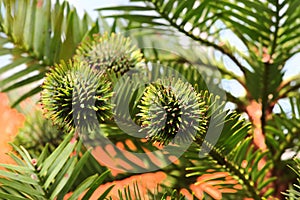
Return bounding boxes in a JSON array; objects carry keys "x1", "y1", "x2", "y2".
[
  {"x1": 138, "y1": 78, "x2": 207, "y2": 145},
  {"x1": 41, "y1": 60, "x2": 113, "y2": 132},
  {"x1": 74, "y1": 32, "x2": 144, "y2": 75}
]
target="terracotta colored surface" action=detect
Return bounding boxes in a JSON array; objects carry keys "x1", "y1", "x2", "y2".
[
  {"x1": 189, "y1": 172, "x2": 241, "y2": 199},
  {"x1": 81, "y1": 138, "x2": 242, "y2": 199},
  {"x1": 64, "y1": 170, "x2": 242, "y2": 199},
  {"x1": 64, "y1": 171, "x2": 167, "y2": 200},
  {"x1": 67, "y1": 141, "x2": 242, "y2": 199},
  {"x1": 92, "y1": 171, "x2": 167, "y2": 199},
  {"x1": 0, "y1": 93, "x2": 25, "y2": 167},
  {"x1": 70, "y1": 143, "x2": 170, "y2": 199}
]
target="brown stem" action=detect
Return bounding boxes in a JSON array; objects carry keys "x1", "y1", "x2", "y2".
[{"x1": 246, "y1": 100, "x2": 266, "y2": 151}]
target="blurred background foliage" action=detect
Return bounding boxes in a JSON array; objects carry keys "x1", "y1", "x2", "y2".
[{"x1": 0, "y1": 0, "x2": 299, "y2": 199}]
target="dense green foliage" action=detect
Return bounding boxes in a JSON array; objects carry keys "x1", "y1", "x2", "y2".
[{"x1": 0, "y1": 0, "x2": 300, "y2": 199}]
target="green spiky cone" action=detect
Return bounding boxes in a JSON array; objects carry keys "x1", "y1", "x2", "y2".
[
  {"x1": 74, "y1": 32, "x2": 144, "y2": 75},
  {"x1": 138, "y1": 78, "x2": 207, "y2": 145},
  {"x1": 41, "y1": 60, "x2": 113, "y2": 133}
]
